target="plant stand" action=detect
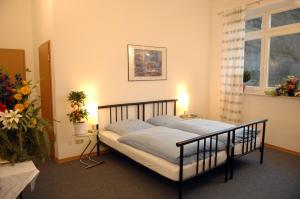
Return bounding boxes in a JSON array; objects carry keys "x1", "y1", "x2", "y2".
[{"x1": 75, "y1": 132, "x2": 104, "y2": 169}]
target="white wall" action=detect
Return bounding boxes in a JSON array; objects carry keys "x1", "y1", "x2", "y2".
[
  {"x1": 243, "y1": 95, "x2": 300, "y2": 153},
  {"x1": 32, "y1": 0, "x2": 53, "y2": 82},
  {"x1": 51, "y1": 0, "x2": 213, "y2": 159},
  {"x1": 0, "y1": 0, "x2": 34, "y2": 80},
  {"x1": 209, "y1": 0, "x2": 300, "y2": 153}
]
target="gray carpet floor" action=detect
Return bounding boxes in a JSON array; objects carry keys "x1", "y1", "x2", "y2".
[{"x1": 23, "y1": 148, "x2": 300, "y2": 199}]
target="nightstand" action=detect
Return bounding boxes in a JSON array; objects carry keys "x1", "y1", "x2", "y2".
[
  {"x1": 179, "y1": 114, "x2": 199, "y2": 119},
  {"x1": 74, "y1": 132, "x2": 104, "y2": 169}
]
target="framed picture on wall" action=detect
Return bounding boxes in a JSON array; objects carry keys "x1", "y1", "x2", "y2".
[{"x1": 127, "y1": 44, "x2": 167, "y2": 81}]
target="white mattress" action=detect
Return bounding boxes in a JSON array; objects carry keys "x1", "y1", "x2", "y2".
[{"x1": 100, "y1": 130, "x2": 227, "y2": 181}]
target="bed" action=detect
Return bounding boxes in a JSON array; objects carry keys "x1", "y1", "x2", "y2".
[
  {"x1": 96, "y1": 99, "x2": 267, "y2": 199},
  {"x1": 147, "y1": 116, "x2": 263, "y2": 157},
  {"x1": 101, "y1": 129, "x2": 227, "y2": 181}
]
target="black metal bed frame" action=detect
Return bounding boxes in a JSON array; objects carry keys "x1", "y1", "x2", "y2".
[{"x1": 96, "y1": 99, "x2": 267, "y2": 199}]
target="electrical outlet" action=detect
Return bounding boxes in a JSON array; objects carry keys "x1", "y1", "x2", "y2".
[{"x1": 75, "y1": 139, "x2": 84, "y2": 144}]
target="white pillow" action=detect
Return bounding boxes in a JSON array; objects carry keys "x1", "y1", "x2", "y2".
[
  {"x1": 147, "y1": 115, "x2": 183, "y2": 126},
  {"x1": 105, "y1": 119, "x2": 153, "y2": 136}
]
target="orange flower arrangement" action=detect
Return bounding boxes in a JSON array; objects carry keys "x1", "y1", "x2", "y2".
[
  {"x1": 14, "y1": 93, "x2": 22, "y2": 101},
  {"x1": 14, "y1": 104, "x2": 24, "y2": 112},
  {"x1": 19, "y1": 86, "x2": 30, "y2": 95},
  {"x1": 0, "y1": 68, "x2": 49, "y2": 164},
  {"x1": 24, "y1": 100, "x2": 30, "y2": 108}
]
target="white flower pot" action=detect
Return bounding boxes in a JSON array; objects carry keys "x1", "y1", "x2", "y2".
[{"x1": 73, "y1": 122, "x2": 87, "y2": 135}]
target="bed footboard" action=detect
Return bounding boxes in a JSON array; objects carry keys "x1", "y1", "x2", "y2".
[
  {"x1": 176, "y1": 128, "x2": 233, "y2": 199},
  {"x1": 229, "y1": 119, "x2": 268, "y2": 179},
  {"x1": 175, "y1": 119, "x2": 268, "y2": 199}
]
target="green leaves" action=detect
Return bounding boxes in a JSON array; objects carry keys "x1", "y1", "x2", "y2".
[
  {"x1": 0, "y1": 127, "x2": 50, "y2": 165},
  {"x1": 243, "y1": 70, "x2": 251, "y2": 83},
  {"x1": 67, "y1": 91, "x2": 87, "y2": 105},
  {"x1": 67, "y1": 91, "x2": 88, "y2": 123}
]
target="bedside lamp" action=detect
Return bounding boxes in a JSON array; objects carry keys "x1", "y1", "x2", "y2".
[
  {"x1": 87, "y1": 102, "x2": 98, "y2": 131},
  {"x1": 178, "y1": 89, "x2": 189, "y2": 116}
]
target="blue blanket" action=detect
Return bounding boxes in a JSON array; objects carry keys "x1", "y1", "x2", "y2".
[
  {"x1": 168, "y1": 119, "x2": 234, "y2": 135},
  {"x1": 118, "y1": 126, "x2": 225, "y2": 165},
  {"x1": 168, "y1": 119, "x2": 258, "y2": 143}
]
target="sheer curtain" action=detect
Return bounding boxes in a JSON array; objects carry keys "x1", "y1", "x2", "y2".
[{"x1": 220, "y1": 7, "x2": 245, "y2": 124}]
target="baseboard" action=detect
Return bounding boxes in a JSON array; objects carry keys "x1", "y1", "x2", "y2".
[
  {"x1": 55, "y1": 150, "x2": 109, "y2": 164},
  {"x1": 265, "y1": 143, "x2": 300, "y2": 157}
]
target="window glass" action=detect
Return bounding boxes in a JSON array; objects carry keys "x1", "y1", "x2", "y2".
[
  {"x1": 271, "y1": 8, "x2": 300, "y2": 28},
  {"x1": 269, "y1": 33, "x2": 300, "y2": 86},
  {"x1": 246, "y1": 17, "x2": 262, "y2": 32},
  {"x1": 244, "y1": 39, "x2": 261, "y2": 86}
]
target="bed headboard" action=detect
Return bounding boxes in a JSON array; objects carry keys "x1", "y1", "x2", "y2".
[{"x1": 98, "y1": 99, "x2": 177, "y2": 125}]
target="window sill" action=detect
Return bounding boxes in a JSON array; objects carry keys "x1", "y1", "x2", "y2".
[{"x1": 244, "y1": 91, "x2": 300, "y2": 101}]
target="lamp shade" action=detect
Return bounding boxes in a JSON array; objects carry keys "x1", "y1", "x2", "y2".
[
  {"x1": 178, "y1": 90, "x2": 189, "y2": 115},
  {"x1": 87, "y1": 102, "x2": 98, "y2": 125}
]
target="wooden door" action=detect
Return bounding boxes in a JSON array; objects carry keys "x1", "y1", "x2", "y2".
[
  {"x1": 0, "y1": 48, "x2": 26, "y2": 80},
  {"x1": 39, "y1": 41, "x2": 54, "y2": 158}
]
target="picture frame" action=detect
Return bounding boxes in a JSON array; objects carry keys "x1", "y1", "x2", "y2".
[{"x1": 127, "y1": 44, "x2": 167, "y2": 81}]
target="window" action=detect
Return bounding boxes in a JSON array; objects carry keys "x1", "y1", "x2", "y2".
[
  {"x1": 269, "y1": 33, "x2": 300, "y2": 86},
  {"x1": 246, "y1": 17, "x2": 262, "y2": 32},
  {"x1": 244, "y1": 5, "x2": 300, "y2": 92},
  {"x1": 271, "y1": 8, "x2": 300, "y2": 28},
  {"x1": 244, "y1": 39, "x2": 261, "y2": 86}
]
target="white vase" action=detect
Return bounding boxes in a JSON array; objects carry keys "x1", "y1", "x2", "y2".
[{"x1": 73, "y1": 122, "x2": 87, "y2": 135}]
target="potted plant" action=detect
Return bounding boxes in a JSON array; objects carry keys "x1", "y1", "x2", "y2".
[
  {"x1": 0, "y1": 68, "x2": 49, "y2": 164},
  {"x1": 67, "y1": 91, "x2": 88, "y2": 135},
  {"x1": 243, "y1": 70, "x2": 251, "y2": 91},
  {"x1": 265, "y1": 75, "x2": 299, "y2": 97}
]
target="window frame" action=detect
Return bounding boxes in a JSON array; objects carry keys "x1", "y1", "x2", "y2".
[
  {"x1": 244, "y1": 13, "x2": 265, "y2": 93},
  {"x1": 244, "y1": 4, "x2": 300, "y2": 94}
]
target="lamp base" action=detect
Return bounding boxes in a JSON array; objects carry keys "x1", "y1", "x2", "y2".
[{"x1": 180, "y1": 113, "x2": 198, "y2": 119}]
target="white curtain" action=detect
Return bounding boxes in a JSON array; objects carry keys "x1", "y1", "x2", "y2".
[{"x1": 220, "y1": 7, "x2": 245, "y2": 124}]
